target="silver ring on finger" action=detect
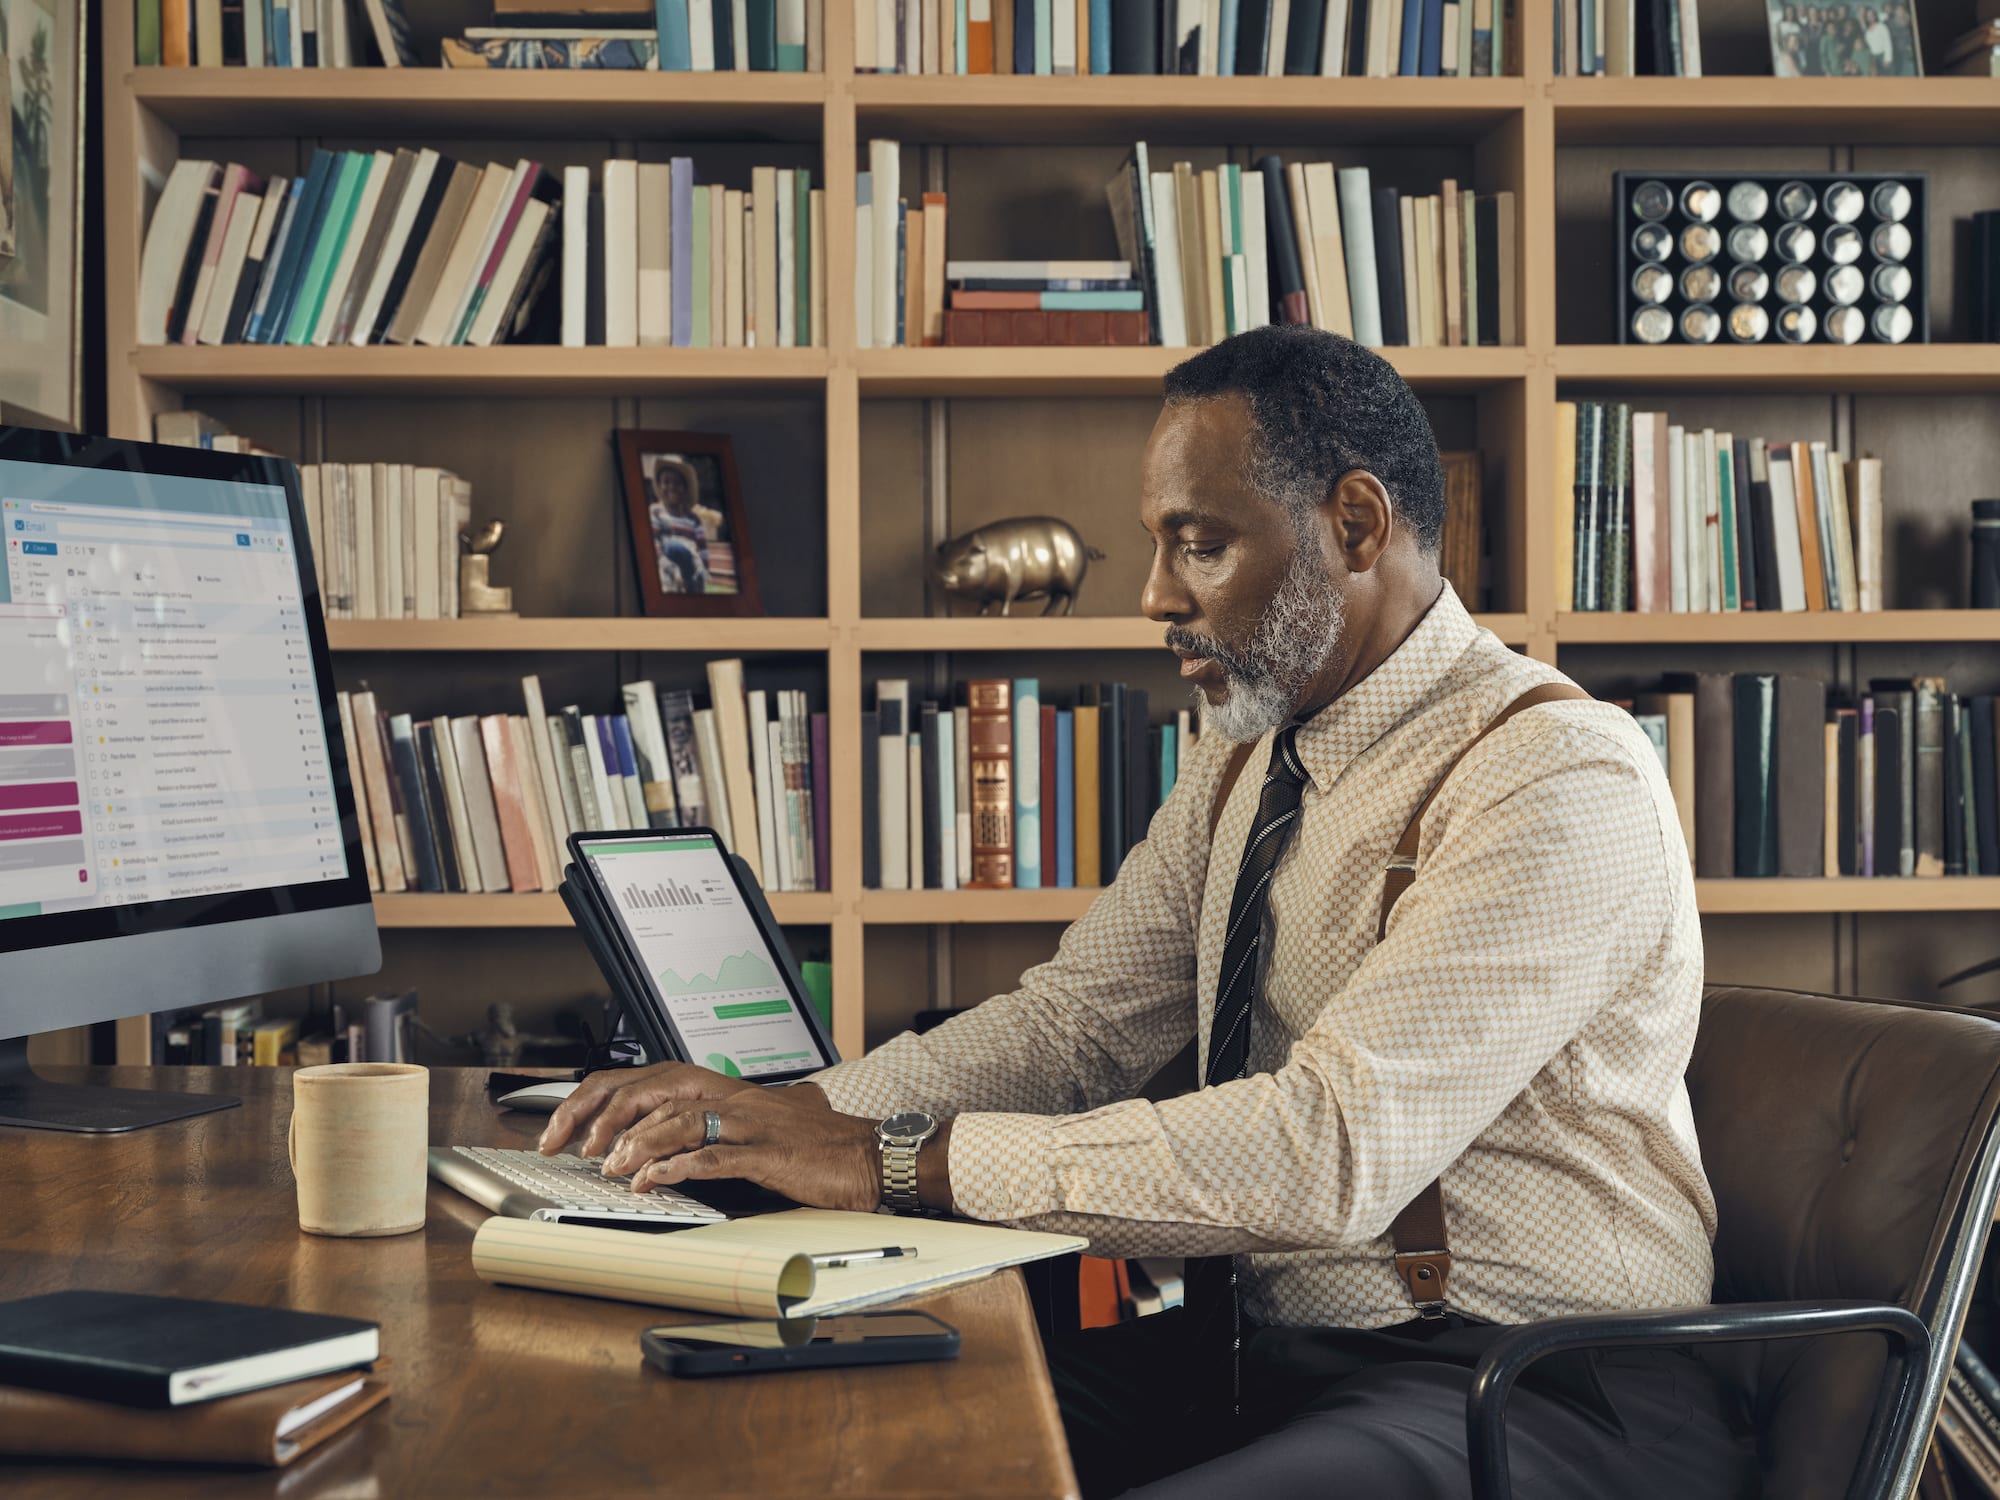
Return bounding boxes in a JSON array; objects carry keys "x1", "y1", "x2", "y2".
[{"x1": 703, "y1": 1109, "x2": 723, "y2": 1148}]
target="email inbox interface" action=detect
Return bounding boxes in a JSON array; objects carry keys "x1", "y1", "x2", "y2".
[{"x1": 1, "y1": 466, "x2": 344, "y2": 918}]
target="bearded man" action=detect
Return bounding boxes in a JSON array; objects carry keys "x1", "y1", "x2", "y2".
[{"x1": 540, "y1": 326, "x2": 1755, "y2": 1497}]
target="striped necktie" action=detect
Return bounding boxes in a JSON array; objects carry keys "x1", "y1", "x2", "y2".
[{"x1": 1188, "y1": 723, "x2": 1309, "y2": 1417}]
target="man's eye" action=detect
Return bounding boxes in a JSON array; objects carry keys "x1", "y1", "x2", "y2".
[{"x1": 1183, "y1": 543, "x2": 1225, "y2": 560}]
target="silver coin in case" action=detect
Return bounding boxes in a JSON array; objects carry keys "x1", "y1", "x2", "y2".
[
  {"x1": 1823, "y1": 222, "x2": 1863, "y2": 265},
  {"x1": 1872, "y1": 303, "x2": 1914, "y2": 343},
  {"x1": 1775, "y1": 304, "x2": 1817, "y2": 343},
  {"x1": 1726, "y1": 182, "x2": 1769, "y2": 222},
  {"x1": 1825, "y1": 264, "x2": 1865, "y2": 305},
  {"x1": 1871, "y1": 222, "x2": 1913, "y2": 262},
  {"x1": 1870, "y1": 181, "x2": 1912, "y2": 223},
  {"x1": 1680, "y1": 305, "x2": 1722, "y2": 343},
  {"x1": 1633, "y1": 222, "x2": 1673, "y2": 263},
  {"x1": 1727, "y1": 224, "x2": 1769, "y2": 263},
  {"x1": 1774, "y1": 264, "x2": 1817, "y2": 304},
  {"x1": 1822, "y1": 182, "x2": 1865, "y2": 224},
  {"x1": 1631, "y1": 180, "x2": 1675, "y2": 220},
  {"x1": 1776, "y1": 180, "x2": 1817, "y2": 221},
  {"x1": 1632, "y1": 305, "x2": 1674, "y2": 343},
  {"x1": 1632, "y1": 264, "x2": 1674, "y2": 304},
  {"x1": 1773, "y1": 222, "x2": 1816, "y2": 263},
  {"x1": 1824, "y1": 306, "x2": 1866, "y2": 345},
  {"x1": 1728, "y1": 263, "x2": 1770, "y2": 302},
  {"x1": 1870, "y1": 263, "x2": 1912, "y2": 302}
]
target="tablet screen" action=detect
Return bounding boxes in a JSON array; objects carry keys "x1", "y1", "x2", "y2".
[{"x1": 577, "y1": 832, "x2": 834, "y2": 1080}]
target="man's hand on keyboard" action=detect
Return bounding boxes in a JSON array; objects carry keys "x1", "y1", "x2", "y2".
[{"x1": 537, "y1": 1063, "x2": 883, "y2": 1213}]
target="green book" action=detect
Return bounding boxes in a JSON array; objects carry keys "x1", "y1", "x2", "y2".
[
  {"x1": 1227, "y1": 164, "x2": 1242, "y2": 257},
  {"x1": 137, "y1": 0, "x2": 163, "y2": 64},
  {"x1": 691, "y1": 189, "x2": 711, "y2": 348},
  {"x1": 800, "y1": 960, "x2": 832, "y2": 1032},
  {"x1": 1040, "y1": 291, "x2": 1146, "y2": 310},
  {"x1": 1716, "y1": 430, "x2": 1741, "y2": 612},
  {"x1": 791, "y1": 171, "x2": 811, "y2": 348},
  {"x1": 285, "y1": 153, "x2": 366, "y2": 346}
]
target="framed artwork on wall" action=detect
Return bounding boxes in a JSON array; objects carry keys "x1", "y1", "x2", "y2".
[{"x1": 0, "y1": 0, "x2": 83, "y2": 431}]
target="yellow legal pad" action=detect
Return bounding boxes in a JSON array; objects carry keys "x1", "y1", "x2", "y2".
[{"x1": 471, "y1": 1210, "x2": 1089, "y2": 1319}]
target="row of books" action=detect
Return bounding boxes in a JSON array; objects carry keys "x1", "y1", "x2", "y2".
[
  {"x1": 298, "y1": 461, "x2": 472, "y2": 621},
  {"x1": 1938, "y1": 1338, "x2": 2000, "y2": 1497},
  {"x1": 865, "y1": 678, "x2": 1198, "y2": 890},
  {"x1": 134, "y1": 0, "x2": 413, "y2": 66},
  {"x1": 1558, "y1": 404, "x2": 1885, "y2": 614},
  {"x1": 1552, "y1": 0, "x2": 1701, "y2": 75},
  {"x1": 854, "y1": 0, "x2": 1512, "y2": 73},
  {"x1": 562, "y1": 160, "x2": 825, "y2": 349},
  {"x1": 1630, "y1": 674, "x2": 1999, "y2": 881},
  {"x1": 343, "y1": 666, "x2": 830, "y2": 899},
  {"x1": 445, "y1": 0, "x2": 820, "y2": 69},
  {"x1": 139, "y1": 151, "x2": 559, "y2": 349},
  {"x1": 153, "y1": 1000, "x2": 300, "y2": 1067}
]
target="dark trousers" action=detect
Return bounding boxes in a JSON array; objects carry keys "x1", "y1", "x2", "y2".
[{"x1": 1044, "y1": 1305, "x2": 1759, "y2": 1499}]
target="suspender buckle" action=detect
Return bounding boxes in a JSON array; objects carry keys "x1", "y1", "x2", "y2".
[
  {"x1": 1392, "y1": 1251, "x2": 1453, "y2": 1319},
  {"x1": 1383, "y1": 853, "x2": 1417, "y2": 872}
]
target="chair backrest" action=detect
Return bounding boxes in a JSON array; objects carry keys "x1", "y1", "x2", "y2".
[{"x1": 1689, "y1": 985, "x2": 2000, "y2": 1499}]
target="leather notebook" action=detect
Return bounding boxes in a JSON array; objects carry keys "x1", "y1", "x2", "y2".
[
  {"x1": 0, "y1": 1291, "x2": 379, "y2": 1408},
  {"x1": 0, "y1": 1364, "x2": 390, "y2": 1467}
]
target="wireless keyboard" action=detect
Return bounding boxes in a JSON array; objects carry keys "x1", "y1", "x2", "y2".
[{"x1": 428, "y1": 1146, "x2": 727, "y2": 1228}]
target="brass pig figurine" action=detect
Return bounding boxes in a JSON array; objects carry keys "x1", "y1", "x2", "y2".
[{"x1": 932, "y1": 517, "x2": 1106, "y2": 617}]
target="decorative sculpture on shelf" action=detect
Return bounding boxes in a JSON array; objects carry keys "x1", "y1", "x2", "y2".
[
  {"x1": 931, "y1": 517, "x2": 1105, "y2": 617},
  {"x1": 459, "y1": 519, "x2": 517, "y2": 618}
]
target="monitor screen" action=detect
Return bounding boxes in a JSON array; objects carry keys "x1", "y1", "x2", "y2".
[
  {"x1": 578, "y1": 831, "x2": 835, "y2": 1080},
  {"x1": 0, "y1": 434, "x2": 364, "y2": 951}
]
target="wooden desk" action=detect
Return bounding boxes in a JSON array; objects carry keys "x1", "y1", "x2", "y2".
[{"x1": 0, "y1": 1067, "x2": 1080, "y2": 1500}]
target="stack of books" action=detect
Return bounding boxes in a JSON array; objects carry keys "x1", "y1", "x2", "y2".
[
  {"x1": 156, "y1": 1002, "x2": 300, "y2": 1067},
  {"x1": 853, "y1": 0, "x2": 1512, "y2": 74},
  {"x1": 866, "y1": 678, "x2": 1198, "y2": 891},
  {"x1": 1553, "y1": 0, "x2": 1700, "y2": 73},
  {"x1": 342, "y1": 664, "x2": 829, "y2": 898},
  {"x1": 562, "y1": 159, "x2": 824, "y2": 348},
  {"x1": 1622, "y1": 674, "x2": 1998, "y2": 880},
  {"x1": 446, "y1": 0, "x2": 819, "y2": 67},
  {"x1": 1558, "y1": 405, "x2": 1884, "y2": 614},
  {"x1": 858, "y1": 141, "x2": 1514, "y2": 350},
  {"x1": 136, "y1": 0, "x2": 414, "y2": 66},
  {"x1": 152, "y1": 409, "x2": 277, "y2": 453},
  {"x1": 138, "y1": 151, "x2": 561, "y2": 349}
]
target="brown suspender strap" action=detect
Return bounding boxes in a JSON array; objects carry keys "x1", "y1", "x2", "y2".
[{"x1": 1383, "y1": 680, "x2": 1590, "y2": 1316}]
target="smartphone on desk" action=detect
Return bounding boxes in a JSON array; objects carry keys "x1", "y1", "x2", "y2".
[{"x1": 642, "y1": 1312, "x2": 960, "y2": 1378}]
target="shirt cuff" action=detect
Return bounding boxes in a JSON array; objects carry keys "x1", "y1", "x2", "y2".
[{"x1": 946, "y1": 1112, "x2": 1062, "y2": 1222}]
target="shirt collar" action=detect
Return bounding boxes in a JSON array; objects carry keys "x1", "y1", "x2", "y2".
[{"x1": 1290, "y1": 581, "x2": 1481, "y2": 794}]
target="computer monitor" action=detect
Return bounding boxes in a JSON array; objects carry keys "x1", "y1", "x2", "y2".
[{"x1": 0, "y1": 427, "x2": 379, "y2": 1133}]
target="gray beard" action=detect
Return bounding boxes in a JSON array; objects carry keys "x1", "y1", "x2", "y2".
[{"x1": 1181, "y1": 545, "x2": 1346, "y2": 744}]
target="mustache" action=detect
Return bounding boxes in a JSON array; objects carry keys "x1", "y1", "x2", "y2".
[{"x1": 1164, "y1": 625, "x2": 1260, "y2": 680}]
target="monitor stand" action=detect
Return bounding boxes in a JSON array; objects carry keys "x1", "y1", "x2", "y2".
[{"x1": 0, "y1": 1035, "x2": 243, "y2": 1134}]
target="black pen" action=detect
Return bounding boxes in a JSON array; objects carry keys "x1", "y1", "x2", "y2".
[{"x1": 809, "y1": 1246, "x2": 920, "y2": 1268}]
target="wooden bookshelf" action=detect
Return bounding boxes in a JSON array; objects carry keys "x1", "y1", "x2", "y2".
[{"x1": 97, "y1": 0, "x2": 2000, "y2": 1055}]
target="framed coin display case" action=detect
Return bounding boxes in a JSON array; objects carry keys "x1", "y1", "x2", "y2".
[{"x1": 1615, "y1": 171, "x2": 1929, "y2": 346}]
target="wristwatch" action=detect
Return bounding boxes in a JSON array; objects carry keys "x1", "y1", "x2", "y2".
[{"x1": 877, "y1": 1110, "x2": 940, "y2": 1215}]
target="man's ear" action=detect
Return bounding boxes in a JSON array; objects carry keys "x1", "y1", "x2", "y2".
[{"x1": 1327, "y1": 470, "x2": 1395, "y2": 574}]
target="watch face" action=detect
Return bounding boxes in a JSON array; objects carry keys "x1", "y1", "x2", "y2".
[{"x1": 881, "y1": 1111, "x2": 937, "y2": 1144}]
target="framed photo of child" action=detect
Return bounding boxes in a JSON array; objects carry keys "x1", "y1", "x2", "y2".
[
  {"x1": 1767, "y1": 0, "x2": 1921, "y2": 75},
  {"x1": 616, "y1": 430, "x2": 764, "y2": 618}
]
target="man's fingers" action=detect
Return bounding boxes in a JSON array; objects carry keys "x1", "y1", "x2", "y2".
[
  {"x1": 638, "y1": 1146, "x2": 755, "y2": 1189},
  {"x1": 600, "y1": 1104, "x2": 714, "y2": 1176},
  {"x1": 537, "y1": 1067, "x2": 630, "y2": 1153}
]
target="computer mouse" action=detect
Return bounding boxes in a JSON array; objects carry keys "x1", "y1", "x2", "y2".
[{"x1": 497, "y1": 1081, "x2": 581, "y2": 1114}]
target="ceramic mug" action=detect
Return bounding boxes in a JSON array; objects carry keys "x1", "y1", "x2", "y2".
[{"x1": 289, "y1": 1063, "x2": 429, "y2": 1237}]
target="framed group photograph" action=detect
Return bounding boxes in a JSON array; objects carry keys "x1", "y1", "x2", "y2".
[
  {"x1": 615, "y1": 430, "x2": 764, "y2": 618},
  {"x1": 1767, "y1": 0, "x2": 1921, "y2": 74},
  {"x1": 0, "y1": 0, "x2": 84, "y2": 430}
]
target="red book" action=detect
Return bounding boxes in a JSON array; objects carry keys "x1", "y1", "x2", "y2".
[
  {"x1": 479, "y1": 714, "x2": 542, "y2": 892},
  {"x1": 1040, "y1": 705, "x2": 1057, "y2": 881}
]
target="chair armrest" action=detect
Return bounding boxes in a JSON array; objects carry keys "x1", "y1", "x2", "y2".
[{"x1": 1467, "y1": 1300, "x2": 1930, "y2": 1500}]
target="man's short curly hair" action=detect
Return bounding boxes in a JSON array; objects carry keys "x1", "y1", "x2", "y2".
[{"x1": 1162, "y1": 325, "x2": 1446, "y2": 553}]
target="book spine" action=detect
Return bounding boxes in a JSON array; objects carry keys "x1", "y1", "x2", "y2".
[
  {"x1": 480, "y1": 714, "x2": 541, "y2": 891},
  {"x1": 966, "y1": 680, "x2": 1015, "y2": 888},
  {"x1": 388, "y1": 714, "x2": 444, "y2": 892},
  {"x1": 877, "y1": 683, "x2": 909, "y2": 888},
  {"x1": 1916, "y1": 677, "x2": 1946, "y2": 876},
  {"x1": 1775, "y1": 675, "x2": 1826, "y2": 878},
  {"x1": 1733, "y1": 674, "x2": 1778, "y2": 878},
  {"x1": 860, "y1": 709, "x2": 880, "y2": 889},
  {"x1": 660, "y1": 689, "x2": 707, "y2": 828},
  {"x1": 921, "y1": 703, "x2": 943, "y2": 891},
  {"x1": 1013, "y1": 678, "x2": 1042, "y2": 889},
  {"x1": 1603, "y1": 402, "x2": 1631, "y2": 611},
  {"x1": 416, "y1": 721, "x2": 465, "y2": 892},
  {"x1": 811, "y1": 711, "x2": 832, "y2": 892},
  {"x1": 935, "y1": 706, "x2": 956, "y2": 892}
]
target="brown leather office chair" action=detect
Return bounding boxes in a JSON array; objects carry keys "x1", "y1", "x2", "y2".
[{"x1": 1469, "y1": 984, "x2": 2000, "y2": 1500}]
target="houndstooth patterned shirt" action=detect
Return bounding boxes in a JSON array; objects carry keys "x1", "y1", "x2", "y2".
[{"x1": 814, "y1": 584, "x2": 1717, "y2": 1329}]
